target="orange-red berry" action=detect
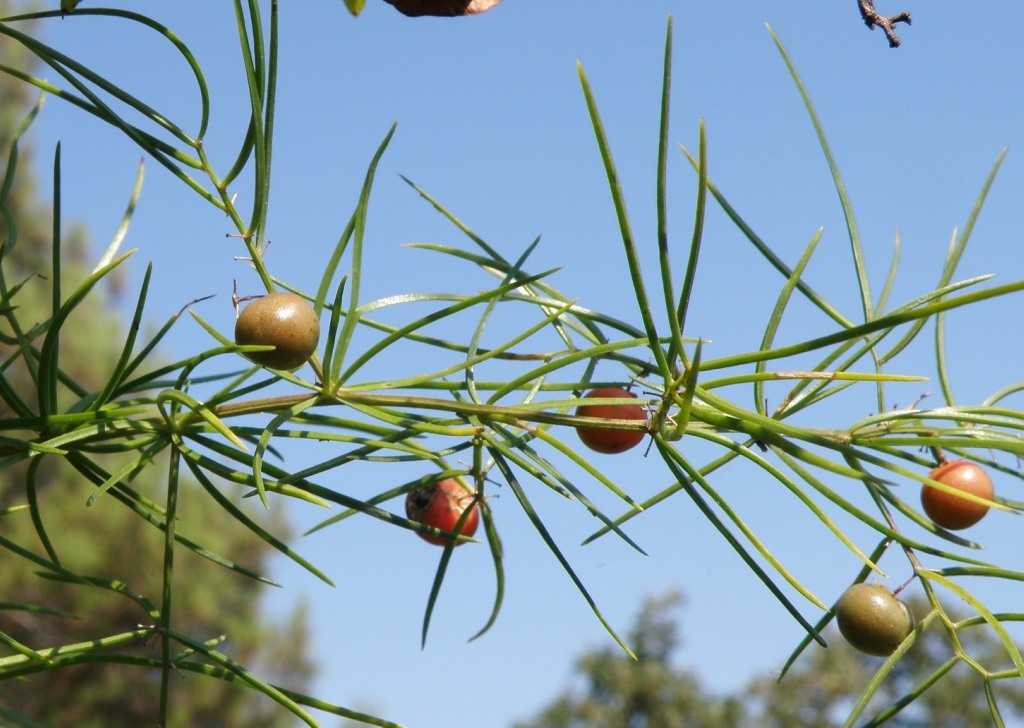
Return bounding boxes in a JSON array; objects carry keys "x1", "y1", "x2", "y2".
[
  {"x1": 921, "y1": 459, "x2": 994, "y2": 530},
  {"x1": 575, "y1": 387, "x2": 648, "y2": 454}
]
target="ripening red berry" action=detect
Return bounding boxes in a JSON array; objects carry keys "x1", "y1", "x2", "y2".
[
  {"x1": 575, "y1": 387, "x2": 649, "y2": 454},
  {"x1": 405, "y1": 478, "x2": 480, "y2": 546},
  {"x1": 921, "y1": 459, "x2": 994, "y2": 530}
]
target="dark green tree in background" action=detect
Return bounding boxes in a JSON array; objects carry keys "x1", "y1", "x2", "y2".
[
  {"x1": 511, "y1": 592, "x2": 743, "y2": 728},
  {"x1": 514, "y1": 591, "x2": 1024, "y2": 728},
  {"x1": 0, "y1": 5, "x2": 314, "y2": 725}
]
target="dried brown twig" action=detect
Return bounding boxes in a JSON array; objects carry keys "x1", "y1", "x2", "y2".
[{"x1": 858, "y1": 0, "x2": 912, "y2": 47}]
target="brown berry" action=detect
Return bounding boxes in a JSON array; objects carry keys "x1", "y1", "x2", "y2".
[{"x1": 235, "y1": 292, "x2": 320, "y2": 371}]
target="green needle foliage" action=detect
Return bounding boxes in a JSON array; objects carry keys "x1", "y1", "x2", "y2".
[
  {"x1": 0, "y1": 3, "x2": 1020, "y2": 726},
  {"x1": 0, "y1": 7, "x2": 315, "y2": 726}
]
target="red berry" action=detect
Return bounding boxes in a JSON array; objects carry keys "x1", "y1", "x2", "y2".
[
  {"x1": 405, "y1": 478, "x2": 480, "y2": 546},
  {"x1": 575, "y1": 387, "x2": 649, "y2": 454},
  {"x1": 921, "y1": 459, "x2": 994, "y2": 530}
]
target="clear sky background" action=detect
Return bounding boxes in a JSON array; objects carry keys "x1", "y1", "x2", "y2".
[{"x1": 16, "y1": 1, "x2": 1024, "y2": 726}]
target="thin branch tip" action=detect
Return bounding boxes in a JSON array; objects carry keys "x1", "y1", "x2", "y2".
[{"x1": 858, "y1": 0, "x2": 912, "y2": 48}]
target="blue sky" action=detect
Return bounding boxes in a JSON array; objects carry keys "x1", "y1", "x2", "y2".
[{"x1": 17, "y1": 1, "x2": 1024, "y2": 726}]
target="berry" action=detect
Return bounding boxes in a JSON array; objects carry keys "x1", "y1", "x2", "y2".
[
  {"x1": 921, "y1": 459, "x2": 994, "y2": 530},
  {"x1": 405, "y1": 478, "x2": 480, "y2": 546},
  {"x1": 575, "y1": 387, "x2": 649, "y2": 454},
  {"x1": 235, "y1": 292, "x2": 320, "y2": 371},
  {"x1": 835, "y1": 583, "x2": 914, "y2": 656}
]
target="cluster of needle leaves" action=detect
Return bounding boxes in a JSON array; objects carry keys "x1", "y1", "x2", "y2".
[{"x1": 0, "y1": 4, "x2": 1021, "y2": 727}]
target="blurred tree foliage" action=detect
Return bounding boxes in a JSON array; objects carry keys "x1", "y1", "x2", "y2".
[
  {"x1": 513, "y1": 591, "x2": 1024, "y2": 728},
  {"x1": 0, "y1": 3, "x2": 315, "y2": 725},
  {"x1": 511, "y1": 591, "x2": 743, "y2": 728}
]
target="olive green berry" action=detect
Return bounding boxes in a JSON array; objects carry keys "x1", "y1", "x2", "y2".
[
  {"x1": 235, "y1": 292, "x2": 320, "y2": 371},
  {"x1": 835, "y1": 583, "x2": 914, "y2": 657}
]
